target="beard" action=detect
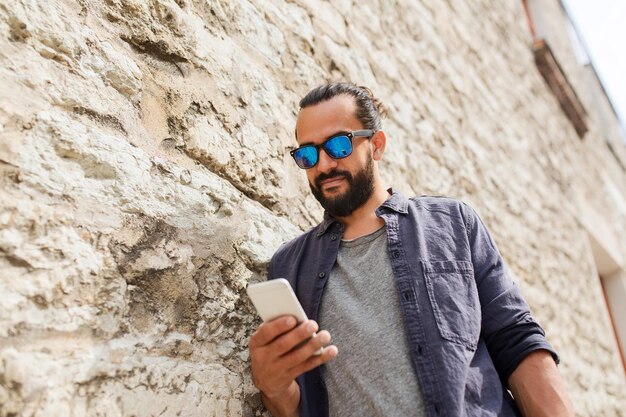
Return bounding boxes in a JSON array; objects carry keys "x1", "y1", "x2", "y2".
[{"x1": 309, "y1": 154, "x2": 375, "y2": 218}]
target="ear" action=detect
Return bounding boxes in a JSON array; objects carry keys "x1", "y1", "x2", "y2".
[{"x1": 371, "y1": 130, "x2": 387, "y2": 161}]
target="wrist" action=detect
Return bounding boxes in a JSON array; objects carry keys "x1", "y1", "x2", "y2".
[{"x1": 261, "y1": 381, "x2": 300, "y2": 417}]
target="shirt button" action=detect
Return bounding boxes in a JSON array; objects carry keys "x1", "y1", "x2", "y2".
[
  {"x1": 318, "y1": 272, "x2": 326, "y2": 279},
  {"x1": 392, "y1": 250, "x2": 400, "y2": 258},
  {"x1": 331, "y1": 235, "x2": 337, "y2": 241},
  {"x1": 335, "y1": 223, "x2": 341, "y2": 229}
]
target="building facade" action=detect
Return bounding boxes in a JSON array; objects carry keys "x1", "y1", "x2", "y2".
[{"x1": 1, "y1": 0, "x2": 625, "y2": 415}]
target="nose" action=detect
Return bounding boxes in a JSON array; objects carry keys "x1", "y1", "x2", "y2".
[{"x1": 316, "y1": 148, "x2": 337, "y2": 173}]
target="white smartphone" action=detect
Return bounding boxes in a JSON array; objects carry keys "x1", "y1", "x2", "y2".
[
  {"x1": 247, "y1": 278, "x2": 323, "y2": 355},
  {"x1": 246, "y1": 278, "x2": 308, "y2": 323}
]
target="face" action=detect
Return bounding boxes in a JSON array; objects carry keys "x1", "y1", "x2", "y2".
[{"x1": 295, "y1": 95, "x2": 376, "y2": 217}]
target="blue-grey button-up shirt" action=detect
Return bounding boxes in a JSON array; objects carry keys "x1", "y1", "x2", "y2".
[{"x1": 268, "y1": 189, "x2": 558, "y2": 417}]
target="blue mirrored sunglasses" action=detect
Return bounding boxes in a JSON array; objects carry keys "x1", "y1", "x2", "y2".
[{"x1": 290, "y1": 130, "x2": 375, "y2": 169}]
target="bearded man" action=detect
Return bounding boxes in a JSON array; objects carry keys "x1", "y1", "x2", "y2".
[{"x1": 248, "y1": 82, "x2": 573, "y2": 417}]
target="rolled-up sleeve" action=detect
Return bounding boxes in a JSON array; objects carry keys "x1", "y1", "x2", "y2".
[{"x1": 462, "y1": 203, "x2": 559, "y2": 384}]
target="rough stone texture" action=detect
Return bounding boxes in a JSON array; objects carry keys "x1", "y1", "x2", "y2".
[{"x1": 1, "y1": 0, "x2": 625, "y2": 416}]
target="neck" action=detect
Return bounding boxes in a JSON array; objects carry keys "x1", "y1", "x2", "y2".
[{"x1": 337, "y1": 182, "x2": 390, "y2": 240}]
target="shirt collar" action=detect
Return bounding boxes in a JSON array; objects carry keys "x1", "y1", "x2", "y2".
[
  {"x1": 377, "y1": 187, "x2": 409, "y2": 215},
  {"x1": 316, "y1": 187, "x2": 409, "y2": 237}
]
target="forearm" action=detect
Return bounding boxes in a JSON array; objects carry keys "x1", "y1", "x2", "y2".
[
  {"x1": 508, "y1": 350, "x2": 574, "y2": 417},
  {"x1": 261, "y1": 380, "x2": 300, "y2": 417}
]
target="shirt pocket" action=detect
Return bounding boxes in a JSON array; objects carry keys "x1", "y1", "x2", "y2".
[{"x1": 421, "y1": 260, "x2": 480, "y2": 350}]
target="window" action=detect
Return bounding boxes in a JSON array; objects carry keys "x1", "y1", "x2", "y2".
[{"x1": 587, "y1": 230, "x2": 626, "y2": 374}]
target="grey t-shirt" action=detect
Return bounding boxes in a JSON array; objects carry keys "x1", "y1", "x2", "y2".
[{"x1": 318, "y1": 226, "x2": 426, "y2": 417}]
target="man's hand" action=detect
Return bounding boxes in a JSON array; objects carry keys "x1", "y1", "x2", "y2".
[
  {"x1": 508, "y1": 350, "x2": 574, "y2": 417},
  {"x1": 249, "y1": 316, "x2": 338, "y2": 417}
]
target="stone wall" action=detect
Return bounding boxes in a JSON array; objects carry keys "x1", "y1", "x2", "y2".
[{"x1": 1, "y1": 0, "x2": 625, "y2": 416}]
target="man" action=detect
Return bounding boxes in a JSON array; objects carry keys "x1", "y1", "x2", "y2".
[{"x1": 249, "y1": 82, "x2": 573, "y2": 417}]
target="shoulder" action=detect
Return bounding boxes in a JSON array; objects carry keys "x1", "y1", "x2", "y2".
[
  {"x1": 407, "y1": 195, "x2": 474, "y2": 220},
  {"x1": 268, "y1": 223, "x2": 322, "y2": 277},
  {"x1": 272, "y1": 226, "x2": 317, "y2": 258}
]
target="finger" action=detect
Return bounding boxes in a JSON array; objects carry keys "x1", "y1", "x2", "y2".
[
  {"x1": 282, "y1": 330, "x2": 331, "y2": 368},
  {"x1": 288, "y1": 344, "x2": 338, "y2": 378},
  {"x1": 271, "y1": 320, "x2": 319, "y2": 357},
  {"x1": 249, "y1": 316, "x2": 298, "y2": 348}
]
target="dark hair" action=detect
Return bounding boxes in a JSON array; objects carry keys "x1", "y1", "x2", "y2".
[{"x1": 299, "y1": 82, "x2": 387, "y2": 131}]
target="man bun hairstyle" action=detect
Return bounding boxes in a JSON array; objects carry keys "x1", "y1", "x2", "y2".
[{"x1": 299, "y1": 82, "x2": 387, "y2": 131}]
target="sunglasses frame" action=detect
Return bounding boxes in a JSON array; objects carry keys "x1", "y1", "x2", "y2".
[{"x1": 290, "y1": 129, "x2": 375, "y2": 169}]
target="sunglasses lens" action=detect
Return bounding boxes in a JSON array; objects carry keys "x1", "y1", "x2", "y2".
[
  {"x1": 292, "y1": 135, "x2": 353, "y2": 169},
  {"x1": 325, "y1": 135, "x2": 352, "y2": 159},
  {"x1": 293, "y1": 146, "x2": 318, "y2": 169}
]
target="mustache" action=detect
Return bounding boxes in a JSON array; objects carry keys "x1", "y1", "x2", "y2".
[{"x1": 314, "y1": 169, "x2": 353, "y2": 189}]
